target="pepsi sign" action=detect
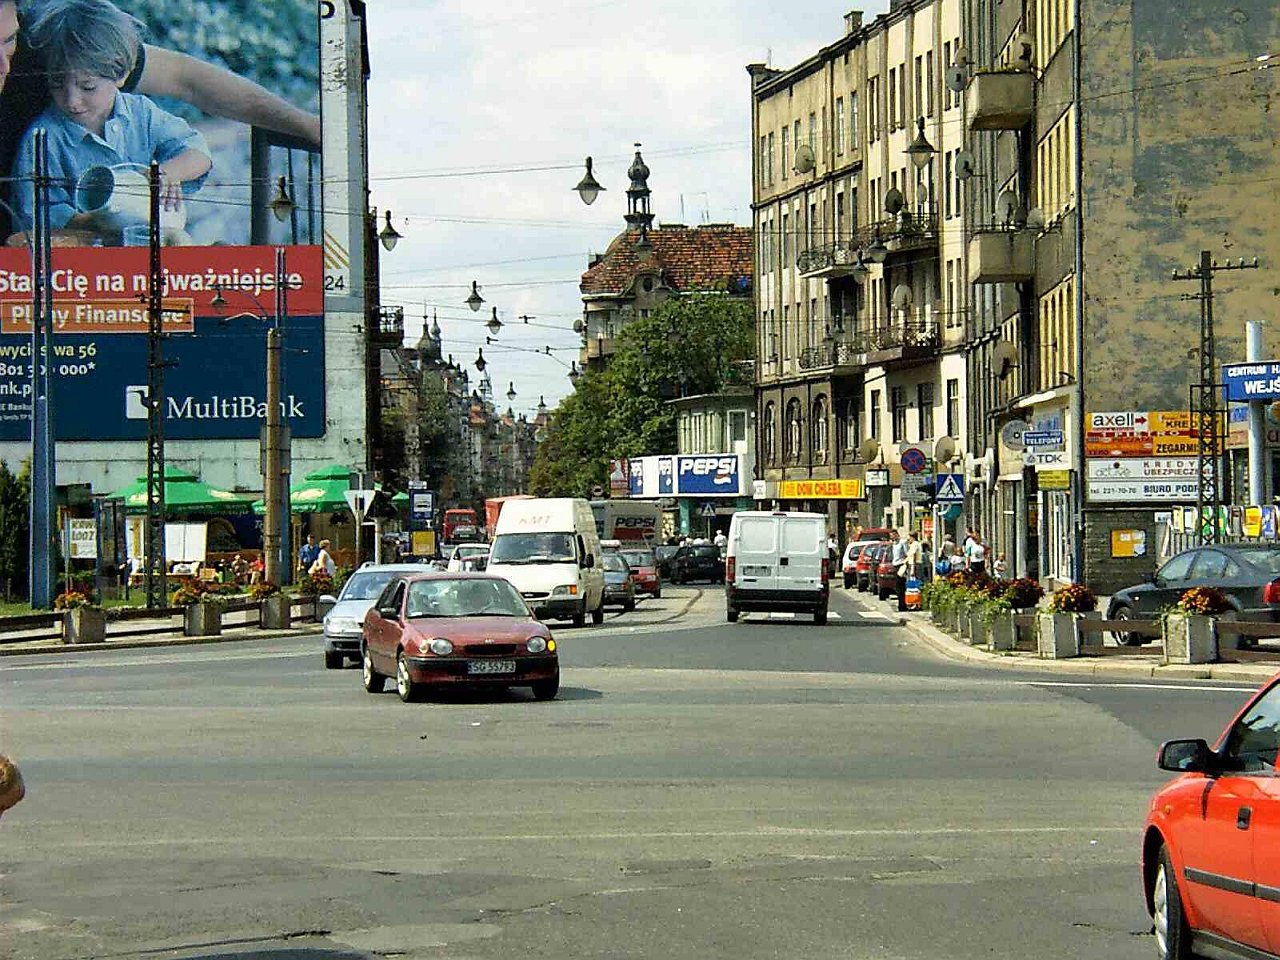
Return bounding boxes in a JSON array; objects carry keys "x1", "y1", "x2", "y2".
[{"x1": 676, "y1": 455, "x2": 743, "y2": 496}]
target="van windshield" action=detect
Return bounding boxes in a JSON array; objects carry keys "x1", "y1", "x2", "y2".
[{"x1": 490, "y1": 532, "x2": 577, "y2": 564}]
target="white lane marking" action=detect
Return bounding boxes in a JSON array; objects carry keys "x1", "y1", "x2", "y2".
[
  {"x1": 0, "y1": 648, "x2": 320, "y2": 671},
  {"x1": 858, "y1": 611, "x2": 893, "y2": 621},
  {"x1": 1023, "y1": 680, "x2": 1259, "y2": 693},
  {"x1": 14, "y1": 824, "x2": 1138, "y2": 849}
]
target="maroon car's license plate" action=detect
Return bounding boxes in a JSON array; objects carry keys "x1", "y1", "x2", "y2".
[{"x1": 467, "y1": 659, "x2": 515, "y2": 675}]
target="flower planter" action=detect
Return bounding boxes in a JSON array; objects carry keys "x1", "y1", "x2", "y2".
[
  {"x1": 183, "y1": 602, "x2": 222, "y2": 637},
  {"x1": 1163, "y1": 613, "x2": 1216, "y2": 665},
  {"x1": 1037, "y1": 611, "x2": 1080, "y2": 659},
  {"x1": 966, "y1": 609, "x2": 988, "y2": 646},
  {"x1": 260, "y1": 595, "x2": 292, "y2": 630},
  {"x1": 63, "y1": 607, "x2": 106, "y2": 644},
  {"x1": 989, "y1": 611, "x2": 1017, "y2": 651}
]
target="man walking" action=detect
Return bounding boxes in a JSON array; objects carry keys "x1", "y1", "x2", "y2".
[
  {"x1": 298, "y1": 534, "x2": 319, "y2": 577},
  {"x1": 889, "y1": 530, "x2": 907, "y2": 605}
]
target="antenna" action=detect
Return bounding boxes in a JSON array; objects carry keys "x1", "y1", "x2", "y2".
[
  {"x1": 793, "y1": 143, "x2": 816, "y2": 174},
  {"x1": 945, "y1": 64, "x2": 968, "y2": 93},
  {"x1": 955, "y1": 149, "x2": 976, "y2": 180}
]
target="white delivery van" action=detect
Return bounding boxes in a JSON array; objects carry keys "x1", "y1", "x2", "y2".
[
  {"x1": 724, "y1": 511, "x2": 830, "y2": 624},
  {"x1": 487, "y1": 498, "x2": 606, "y2": 626}
]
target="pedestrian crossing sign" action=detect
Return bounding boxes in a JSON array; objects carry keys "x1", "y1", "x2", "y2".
[{"x1": 936, "y1": 473, "x2": 965, "y2": 503}]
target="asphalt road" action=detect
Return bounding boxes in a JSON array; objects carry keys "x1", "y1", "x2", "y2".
[{"x1": 0, "y1": 585, "x2": 1260, "y2": 960}]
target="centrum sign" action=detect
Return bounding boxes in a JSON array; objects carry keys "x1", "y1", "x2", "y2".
[{"x1": 1223, "y1": 362, "x2": 1280, "y2": 402}]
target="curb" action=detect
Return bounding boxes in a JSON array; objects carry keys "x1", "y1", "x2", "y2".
[
  {"x1": 0, "y1": 627, "x2": 316, "y2": 658},
  {"x1": 889, "y1": 603, "x2": 1276, "y2": 683}
]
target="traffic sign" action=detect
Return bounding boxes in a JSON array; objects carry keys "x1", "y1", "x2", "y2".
[
  {"x1": 899, "y1": 474, "x2": 929, "y2": 503},
  {"x1": 935, "y1": 473, "x2": 965, "y2": 503},
  {"x1": 699, "y1": 502, "x2": 718, "y2": 518},
  {"x1": 591, "y1": 485, "x2": 604, "y2": 498},
  {"x1": 344, "y1": 488, "x2": 377, "y2": 519},
  {"x1": 900, "y1": 445, "x2": 928, "y2": 474}
]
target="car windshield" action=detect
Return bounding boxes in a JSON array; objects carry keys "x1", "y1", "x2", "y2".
[
  {"x1": 1234, "y1": 548, "x2": 1280, "y2": 575},
  {"x1": 692, "y1": 546, "x2": 720, "y2": 558},
  {"x1": 603, "y1": 555, "x2": 629, "y2": 573},
  {"x1": 456, "y1": 545, "x2": 489, "y2": 558},
  {"x1": 621, "y1": 551, "x2": 653, "y2": 568},
  {"x1": 339, "y1": 571, "x2": 399, "y2": 601},
  {"x1": 405, "y1": 578, "x2": 529, "y2": 618},
  {"x1": 490, "y1": 532, "x2": 577, "y2": 564},
  {"x1": 656, "y1": 546, "x2": 679, "y2": 560}
]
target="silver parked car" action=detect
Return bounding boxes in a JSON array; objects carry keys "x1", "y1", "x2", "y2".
[{"x1": 322, "y1": 563, "x2": 431, "y2": 668}]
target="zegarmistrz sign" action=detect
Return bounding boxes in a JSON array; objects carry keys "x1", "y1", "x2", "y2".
[{"x1": 1223, "y1": 362, "x2": 1280, "y2": 402}]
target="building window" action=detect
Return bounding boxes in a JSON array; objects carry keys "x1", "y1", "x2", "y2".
[
  {"x1": 891, "y1": 386, "x2": 907, "y2": 442},
  {"x1": 808, "y1": 111, "x2": 817, "y2": 151},
  {"x1": 926, "y1": 50, "x2": 935, "y2": 117},
  {"x1": 785, "y1": 398, "x2": 803, "y2": 462},
  {"x1": 897, "y1": 66, "x2": 906, "y2": 128},
  {"x1": 835, "y1": 97, "x2": 845, "y2": 156},
  {"x1": 835, "y1": 191, "x2": 845, "y2": 240},
  {"x1": 808, "y1": 201, "x2": 817, "y2": 247},
  {"x1": 1037, "y1": 107, "x2": 1077, "y2": 220},
  {"x1": 1036, "y1": 0, "x2": 1075, "y2": 71},
  {"x1": 917, "y1": 382, "x2": 935, "y2": 440},
  {"x1": 844, "y1": 397, "x2": 861, "y2": 453},
  {"x1": 944, "y1": 150, "x2": 952, "y2": 218},
  {"x1": 767, "y1": 132, "x2": 774, "y2": 185},
  {"x1": 764, "y1": 402, "x2": 777, "y2": 464},
  {"x1": 914, "y1": 56, "x2": 923, "y2": 121},
  {"x1": 867, "y1": 76, "x2": 878, "y2": 142},
  {"x1": 811, "y1": 396, "x2": 828, "y2": 463},
  {"x1": 887, "y1": 67, "x2": 897, "y2": 132},
  {"x1": 850, "y1": 185, "x2": 858, "y2": 234},
  {"x1": 794, "y1": 119, "x2": 801, "y2": 163},
  {"x1": 943, "y1": 42, "x2": 952, "y2": 110},
  {"x1": 759, "y1": 136, "x2": 767, "y2": 190},
  {"x1": 849, "y1": 91, "x2": 859, "y2": 146},
  {"x1": 730, "y1": 410, "x2": 747, "y2": 444},
  {"x1": 781, "y1": 126, "x2": 789, "y2": 180},
  {"x1": 781, "y1": 211, "x2": 790, "y2": 264},
  {"x1": 946, "y1": 378, "x2": 959, "y2": 437},
  {"x1": 869, "y1": 389, "x2": 881, "y2": 440}
]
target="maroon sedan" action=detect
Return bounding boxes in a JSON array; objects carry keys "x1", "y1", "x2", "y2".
[
  {"x1": 361, "y1": 573, "x2": 559, "y2": 703},
  {"x1": 620, "y1": 547, "x2": 662, "y2": 598}
]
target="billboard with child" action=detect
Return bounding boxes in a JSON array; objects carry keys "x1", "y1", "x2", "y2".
[{"x1": 0, "y1": 0, "x2": 323, "y2": 441}]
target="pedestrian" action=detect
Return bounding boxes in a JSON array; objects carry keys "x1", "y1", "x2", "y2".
[
  {"x1": 961, "y1": 528, "x2": 976, "y2": 569},
  {"x1": 826, "y1": 533, "x2": 839, "y2": 566},
  {"x1": 713, "y1": 529, "x2": 727, "y2": 551},
  {"x1": 966, "y1": 532, "x2": 987, "y2": 576},
  {"x1": 899, "y1": 532, "x2": 923, "y2": 611},
  {"x1": 993, "y1": 552, "x2": 1008, "y2": 578},
  {"x1": 936, "y1": 533, "x2": 957, "y2": 576},
  {"x1": 248, "y1": 555, "x2": 264, "y2": 585},
  {"x1": 888, "y1": 530, "x2": 906, "y2": 603},
  {"x1": 298, "y1": 534, "x2": 319, "y2": 575},
  {"x1": 309, "y1": 538, "x2": 336, "y2": 578},
  {"x1": 0, "y1": 754, "x2": 24, "y2": 819}
]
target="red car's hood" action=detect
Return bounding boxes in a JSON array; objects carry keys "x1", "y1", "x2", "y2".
[{"x1": 406, "y1": 616, "x2": 548, "y2": 652}]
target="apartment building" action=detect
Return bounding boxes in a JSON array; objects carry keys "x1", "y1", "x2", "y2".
[
  {"x1": 749, "y1": 3, "x2": 967, "y2": 544},
  {"x1": 962, "y1": 0, "x2": 1280, "y2": 590}
]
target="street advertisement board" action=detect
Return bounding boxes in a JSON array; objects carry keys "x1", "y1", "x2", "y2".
[
  {"x1": 1085, "y1": 410, "x2": 1222, "y2": 458},
  {"x1": 1086, "y1": 457, "x2": 1201, "y2": 502},
  {"x1": 1223, "y1": 361, "x2": 1280, "y2": 402},
  {"x1": 658, "y1": 457, "x2": 674, "y2": 495},
  {"x1": 778, "y1": 479, "x2": 864, "y2": 500},
  {"x1": 609, "y1": 458, "x2": 630, "y2": 496},
  {"x1": 0, "y1": 0, "x2": 322, "y2": 442},
  {"x1": 676, "y1": 455, "x2": 744, "y2": 496},
  {"x1": 628, "y1": 458, "x2": 644, "y2": 498}
]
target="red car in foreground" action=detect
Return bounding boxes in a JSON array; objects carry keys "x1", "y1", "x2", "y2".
[
  {"x1": 1143, "y1": 673, "x2": 1280, "y2": 959},
  {"x1": 361, "y1": 572, "x2": 559, "y2": 703}
]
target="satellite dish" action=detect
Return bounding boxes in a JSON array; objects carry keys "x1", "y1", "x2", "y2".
[
  {"x1": 1026, "y1": 206, "x2": 1046, "y2": 231},
  {"x1": 883, "y1": 187, "x2": 904, "y2": 215},
  {"x1": 993, "y1": 340, "x2": 1019, "y2": 377},
  {"x1": 1000, "y1": 419, "x2": 1028, "y2": 451},
  {"x1": 996, "y1": 188, "x2": 1020, "y2": 224},
  {"x1": 892, "y1": 283, "x2": 914, "y2": 310},
  {"x1": 934, "y1": 436, "x2": 957, "y2": 465},
  {"x1": 793, "y1": 143, "x2": 816, "y2": 174},
  {"x1": 858, "y1": 438, "x2": 881, "y2": 463},
  {"x1": 955, "y1": 150, "x2": 976, "y2": 180},
  {"x1": 945, "y1": 64, "x2": 968, "y2": 92}
]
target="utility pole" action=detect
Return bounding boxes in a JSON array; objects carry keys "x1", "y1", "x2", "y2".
[
  {"x1": 144, "y1": 161, "x2": 167, "y2": 608},
  {"x1": 28, "y1": 129, "x2": 55, "y2": 608},
  {"x1": 275, "y1": 247, "x2": 291, "y2": 585},
  {"x1": 263, "y1": 319, "x2": 282, "y2": 587},
  {"x1": 1172, "y1": 250, "x2": 1259, "y2": 544}
]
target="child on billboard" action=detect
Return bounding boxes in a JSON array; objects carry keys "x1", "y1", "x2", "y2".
[{"x1": 11, "y1": 0, "x2": 211, "y2": 243}]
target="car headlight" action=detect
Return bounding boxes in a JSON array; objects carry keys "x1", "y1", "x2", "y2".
[
  {"x1": 428, "y1": 637, "x2": 453, "y2": 656},
  {"x1": 325, "y1": 616, "x2": 359, "y2": 635},
  {"x1": 551, "y1": 584, "x2": 579, "y2": 596},
  {"x1": 526, "y1": 636, "x2": 547, "y2": 653}
]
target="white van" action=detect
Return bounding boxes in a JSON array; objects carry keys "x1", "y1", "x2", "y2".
[
  {"x1": 724, "y1": 511, "x2": 830, "y2": 624},
  {"x1": 487, "y1": 498, "x2": 606, "y2": 626}
]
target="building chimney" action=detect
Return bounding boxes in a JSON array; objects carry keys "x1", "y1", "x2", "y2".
[{"x1": 844, "y1": 10, "x2": 863, "y2": 34}]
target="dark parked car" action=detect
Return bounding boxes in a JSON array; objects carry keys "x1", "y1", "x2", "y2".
[
  {"x1": 602, "y1": 553, "x2": 637, "y2": 612},
  {"x1": 670, "y1": 544, "x2": 725, "y2": 584},
  {"x1": 1107, "y1": 545, "x2": 1280, "y2": 646},
  {"x1": 655, "y1": 545, "x2": 680, "y2": 581}
]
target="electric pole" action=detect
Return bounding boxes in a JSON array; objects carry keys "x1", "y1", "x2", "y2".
[
  {"x1": 144, "y1": 161, "x2": 167, "y2": 608},
  {"x1": 1172, "y1": 250, "x2": 1259, "y2": 545},
  {"x1": 28, "y1": 129, "x2": 55, "y2": 609}
]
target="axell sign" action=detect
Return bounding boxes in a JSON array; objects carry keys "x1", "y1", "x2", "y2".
[{"x1": 676, "y1": 455, "x2": 741, "y2": 496}]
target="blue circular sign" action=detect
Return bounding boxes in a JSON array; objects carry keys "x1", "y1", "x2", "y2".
[{"x1": 901, "y1": 447, "x2": 927, "y2": 474}]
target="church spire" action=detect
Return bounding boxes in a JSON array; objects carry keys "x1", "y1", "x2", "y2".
[{"x1": 624, "y1": 143, "x2": 653, "y2": 231}]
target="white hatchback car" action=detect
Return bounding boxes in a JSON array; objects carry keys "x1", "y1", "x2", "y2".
[{"x1": 446, "y1": 543, "x2": 491, "y2": 572}]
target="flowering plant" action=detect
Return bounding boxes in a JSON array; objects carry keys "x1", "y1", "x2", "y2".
[
  {"x1": 1047, "y1": 582, "x2": 1096, "y2": 613},
  {"x1": 248, "y1": 581, "x2": 280, "y2": 600},
  {"x1": 1176, "y1": 586, "x2": 1232, "y2": 616},
  {"x1": 1003, "y1": 577, "x2": 1045, "y2": 610},
  {"x1": 53, "y1": 589, "x2": 95, "y2": 610},
  {"x1": 170, "y1": 582, "x2": 207, "y2": 607},
  {"x1": 296, "y1": 571, "x2": 334, "y2": 597}
]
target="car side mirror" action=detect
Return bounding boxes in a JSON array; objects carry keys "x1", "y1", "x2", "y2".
[
  {"x1": 377, "y1": 606, "x2": 399, "y2": 621},
  {"x1": 1157, "y1": 738, "x2": 1215, "y2": 774},
  {"x1": 317, "y1": 594, "x2": 338, "y2": 619},
  {"x1": 583, "y1": 553, "x2": 595, "y2": 569}
]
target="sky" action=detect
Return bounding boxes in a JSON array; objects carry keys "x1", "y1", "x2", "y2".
[{"x1": 364, "y1": 0, "x2": 891, "y2": 417}]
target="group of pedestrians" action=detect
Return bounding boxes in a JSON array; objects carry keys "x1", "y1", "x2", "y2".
[{"x1": 935, "y1": 529, "x2": 1005, "y2": 578}]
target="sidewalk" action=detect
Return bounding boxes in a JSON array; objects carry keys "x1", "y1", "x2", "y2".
[
  {"x1": 0, "y1": 612, "x2": 313, "y2": 658},
  {"x1": 844, "y1": 589, "x2": 1280, "y2": 684}
]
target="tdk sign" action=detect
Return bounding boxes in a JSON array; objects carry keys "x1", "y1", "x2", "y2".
[{"x1": 677, "y1": 455, "x2": 741, "y2": 496}]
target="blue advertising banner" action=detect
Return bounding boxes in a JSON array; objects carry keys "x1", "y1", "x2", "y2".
[
  {"x1": 658, "y1": 457, "x2": 674, "y2": 495},
  {"x1": 628, "y1": 458, "x2": 644, "y2": 497},
  {"x1": 0, "y1": 246, "x2": 324, "y2": 440},
  {"x1": 676, "y1": 455, "x2": 743, "y2": 496},
  {"x1": 1223, "y1": 362, "x2": 1280, "y2": 402}
]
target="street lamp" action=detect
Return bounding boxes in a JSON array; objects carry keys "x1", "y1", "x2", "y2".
[
  {"x1": 506, "y1": 382, "x2": 517, "y2": 402},
  {"x1": 466, "y1": 280, "x2": 484, "y2": 312},
  {"x1": 865, "y1": 232, "x2": 888, "y2": 263},
  {"x1": 850, "y1": 253, "x2": 870, "y2": 284},
  {"x1": 568, "y1": 361, "x2": 581, "y2": 387},
  {"x1": 378, "y1": 210, "x2": 402, "y2": 252},
  {"x1": 475, "y1": 348, "x2": 487, "y2": 372},
  {"x1": 905, "y1": 117, "x2": 936, "y2": 169},
  {"x1": 269, "y1": 176, "x2": 296, "y2": 222},
  {"x1": 574, "y1": 156, "x2": 605, "y2": 205},
  {"x1": 486, "y1": 307, "x2": 503, "y2": 336}
]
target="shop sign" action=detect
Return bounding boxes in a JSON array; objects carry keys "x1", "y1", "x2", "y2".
[
  {"x1": 1037, "y1": 470, "x2": 1071, "y2": 490},
  {"x1": 1223, "y1": 361, "x2": 1280, "y2": 402},
  {"x1": 865, "y1": 469, "x2": 890, "y2": 487},
  {"x1": 778, "y1": 479, "x2": 864, "y2": 500},
  {"x1": 1110, "y1": 529, "x2": 1147, "y2": 558}
]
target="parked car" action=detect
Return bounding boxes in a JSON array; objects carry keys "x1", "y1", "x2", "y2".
[
  {"x1": 321, "y1": 562, "x2": 434, "y2": 669},
  {"x1": 1142, "y1": 672, "x2": 1280, "y2": 960},
  {"x1": 601, "y1": 553, "x2": 637, "y2": 611},
  {"x1": 450, "y1": 524, "x2": 482, "y2": 544},
  {"x1": 854, "y1": 543, "x2": 886, "y2": 592},
  {"x1": 446, "y1": 543, "x2": 490, "y2": 572},
  {"x1": 670, "y1": 544, "x2": 725, "y2": 584},
  {"x1": 361, "y1": 572, "x2": 559, "y2": 702},
  {"x1": 655, "y1": 545, "x2": 680, "y2": 580},
  {"x1": 842, "y1": 538, "x2": 887, "y2": 589},
  {"x1": 620, "y1": 547, "x2": 661, "y2": 598},
  {"x1": 1107, "y1": 545, "x2": 1280, "y2": 646},
  {"x1": 873, "y1": 544, "x2": 899, "y2": 601}
]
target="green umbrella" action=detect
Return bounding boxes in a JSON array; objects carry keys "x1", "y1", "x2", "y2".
[
  {"x1": 252, "y1": 463, "x2": 367, "y2": 515},
  {"x1": 111, "y1": 464, "x2": 255, "y2": 516}
]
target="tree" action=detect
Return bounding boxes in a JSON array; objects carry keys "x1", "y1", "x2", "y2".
[
  {"x1": 0, "y1": 460, "x2": 30, "y2": 600},
  {"x1": 529, "y1": 295, "x2": 754, "y2": 495}
]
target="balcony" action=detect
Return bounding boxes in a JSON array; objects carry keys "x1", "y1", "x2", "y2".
[
  {"x1": 798, "y1": 242, "x2": 861, "y2": 280},
  {"x1": 853, "y1": 320, "x2": 940, "y2": 366},
  {"x1": 966, "y1": 70, "x2": 1034, "y2": 131},
  {"x1": 860, "y1": 208, "x2": 939, "y2": 259},
  {"x1": 581, "y1": 337, "x2": 617, "y2": 364},
  {"x1": 968, "y1": 229, "x2": 1035, "y2": 284},
  {"x1": 374, "y1": 306, "x2": 404, "y2": 347}
]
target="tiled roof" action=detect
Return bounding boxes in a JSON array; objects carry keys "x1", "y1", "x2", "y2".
[{"x1": 580, "y1": 223, "x2": 754, "y2": 297}]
